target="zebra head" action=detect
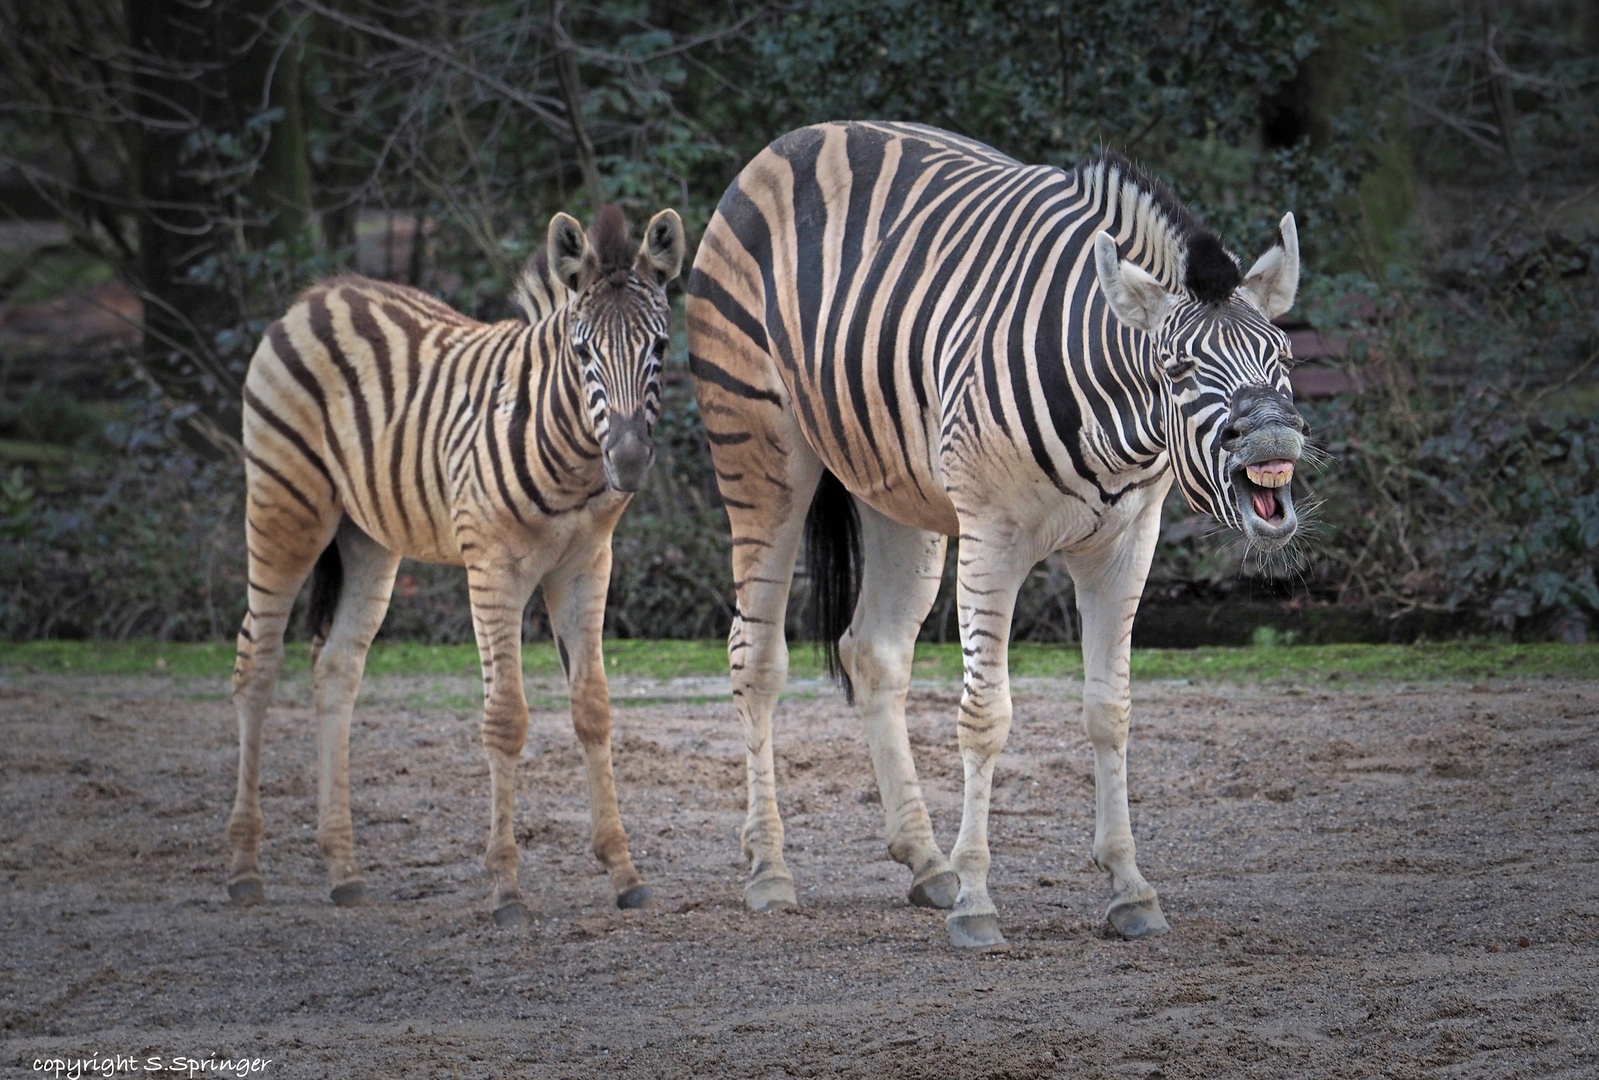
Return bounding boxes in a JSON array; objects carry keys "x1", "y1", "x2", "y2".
[
  {"x1": 546, "y1": 205, "x2": 686, "y2": 492},
  {"x1": 1094, "y1": 214, "x2": 1305, "y2": 551}
]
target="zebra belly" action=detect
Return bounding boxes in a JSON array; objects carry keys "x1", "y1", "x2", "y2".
[
  {"x1": 780, "y1": 370, "x2": 960, "y2": 536},
  {"x1": 854, "y1": 477, "x2": 961, "y2": 538}
]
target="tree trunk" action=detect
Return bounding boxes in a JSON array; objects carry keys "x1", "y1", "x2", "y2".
[
  {"x1": 126, "y1": 0, "x2": 239, "y2": 418},
  {"x1": 231, "y1": 0, "x2": 314, "y2": 246}
]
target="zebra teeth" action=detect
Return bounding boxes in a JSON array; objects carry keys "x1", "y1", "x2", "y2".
[{"x1": 1245, "y1": 460, "x2": 1294, "y2": 489}]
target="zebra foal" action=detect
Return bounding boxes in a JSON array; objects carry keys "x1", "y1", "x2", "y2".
[
  {"x1": 227, "y1": 205, "x2": 686, "y2": 924},
  {"x1": 688, "y1": 122, "x2": 1306, "y2": 949}
]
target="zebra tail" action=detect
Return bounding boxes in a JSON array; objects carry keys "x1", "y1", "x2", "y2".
[
  {"x1": 804, "y1": 470, "x2": 861, "y2": 704},
  {"x1": 305, "y1": 539, "x2": 343, "y2": 664}
]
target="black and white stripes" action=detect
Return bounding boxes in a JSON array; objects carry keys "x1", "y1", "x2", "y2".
[
  {"x1": 225, "y1": 204, "x2": 686, "y2": 921},
  {"x1": 686, "y1": 121, "x2": 1306, "y2": 948}
]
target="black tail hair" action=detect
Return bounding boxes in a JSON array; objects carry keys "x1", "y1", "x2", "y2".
[
  {"x1": 305, "y1": 541, "x2": 343, "y2": 643},
  {"x1": 804, "y1": 470, "x2": 861, "y2": 703}
]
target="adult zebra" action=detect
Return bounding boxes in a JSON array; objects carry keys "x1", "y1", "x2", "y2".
[
  {"x1": 227, "y1": 205, "x2": 686, "y2": 924},
  {"x1": 687, "y1": 122, "x2": 1305, "y2": 949}
]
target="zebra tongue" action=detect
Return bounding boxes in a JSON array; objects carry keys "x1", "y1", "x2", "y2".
[{"x1": 1252, "y1": 487, "x2": 1278, "y2": 521}]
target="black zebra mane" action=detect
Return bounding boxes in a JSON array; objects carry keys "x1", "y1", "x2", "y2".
[
  {"x1": 590, "y1": 203, "x2": 635, "y2": 280},
  {"x1": 1083, "y1": 150, "x2": 1241, "y2": 306},
  {"x1": 512, "y1": 204, "x2": 640, "y2": 322}
]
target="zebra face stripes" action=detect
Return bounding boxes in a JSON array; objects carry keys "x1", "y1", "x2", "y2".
[
  {"x1": 547, "y1": 208, "x2": 685, "y2": 492},
  {"x1": 1155, "y1": 297, "x2": 1300, "y2": 538},
  {"x1": 226, "y1": 204, "x2": 684, "y2": 922},
  {"x1": 685, "y1": 120, "x2": 1315, "y2": 953},
  {"x1": 1095, "y1": 215, "x2": 1304, "y2": 549}
]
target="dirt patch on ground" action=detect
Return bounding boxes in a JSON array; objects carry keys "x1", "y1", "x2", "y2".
[{"x1": 2, "y1": 670, "x2": 1596, "y2": 1078}]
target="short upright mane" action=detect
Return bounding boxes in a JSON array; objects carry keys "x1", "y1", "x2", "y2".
[
  {"x1": 511, "y1": 204, "x2": 640, "y2": 323},
  {"x1": 590, "y1": 203, "x2": 634, "y2": 278},
  {"x1": 1079, "y1": 151, "x2": 1241, "y2": 305},
  {"x1": 511, "y1": 251, "x2": 574, "y2": 323}
]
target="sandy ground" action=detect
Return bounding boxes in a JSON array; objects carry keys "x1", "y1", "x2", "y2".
[{"x1": 1, "y1": 666, "x2": 1596, "y2": 1079}]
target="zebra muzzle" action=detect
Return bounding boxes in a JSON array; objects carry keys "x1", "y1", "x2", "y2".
[
  {"x1": 1232, "y1": 455, "x2": 1299, "y2": 548},
  {"x1": 601, "y1": 411, "x2": 655, "y2": 493}
]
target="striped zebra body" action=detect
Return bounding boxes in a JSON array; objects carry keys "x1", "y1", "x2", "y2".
[
  {"x1": 227, "y1": 206, "x2": 686, "y2": 921},
  {"x1": 688, "y1": 122, "x2": 1305, "y2": 947},
  {"x1": 244, "y1": 277, "x2": 610, "y2": 567}
]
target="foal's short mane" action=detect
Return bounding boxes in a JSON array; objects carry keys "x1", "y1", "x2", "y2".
[
  {"x1": 512, "y1": 204, "x2": 642, "y2": 323},
  {"x1": 1080, "y1": 151, "x2": 1242, "y2": 306},
  {"x1": 590, "y1": 203, "x2": 635, "y2": 277}
]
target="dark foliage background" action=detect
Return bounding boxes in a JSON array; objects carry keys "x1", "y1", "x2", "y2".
[{"x1": 0, "y1": 0, "x2": 1594, "y2": 645}]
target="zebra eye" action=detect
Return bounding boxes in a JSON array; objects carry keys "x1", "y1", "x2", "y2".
[
  {"x1": 573, "y1": 339, "x2": 592, "y2": 360},
  {"x1": 649, "y1": 335, "x2": 669, "y2": 359},
  {"x1": 1163, "y1": 354, "x2": 1198, "y2": 380}
]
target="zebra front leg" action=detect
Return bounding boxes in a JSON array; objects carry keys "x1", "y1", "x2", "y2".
[
  {"x1": 310, "y1": 523, "x2": 400, "y2": 906},
  {"x1": 1063, "y1": 485, "x2": 1170, "y2": 939},
  {"x1": 839, "y1": 500, "x2": 957, "y2": 909},
  {"x1": 945, "y1": 531, "x2": 1031, "y2": 950},
  {"x1": 466, "y1": 559, "x2": 542, "y2": 926},
  {"x1": 544, "y1": 536, "x2": 649, "y2": 909}
]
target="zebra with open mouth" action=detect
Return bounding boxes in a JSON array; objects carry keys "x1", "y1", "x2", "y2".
[{"x1": 688, "y1": 121, "x2": 1309, "y2": 950}]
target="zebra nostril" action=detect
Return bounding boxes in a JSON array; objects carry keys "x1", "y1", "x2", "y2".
[{"x1": 1221, "y1": 425, "x2": 1241, "y2": 445}]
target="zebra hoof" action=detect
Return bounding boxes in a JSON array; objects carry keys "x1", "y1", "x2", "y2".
[
  {"x1": 330, "y1": 880, "x2": 367, "y2": 907},
  {"x1": 492, "y1": 900, "x2": 529, "y2": 927},
  {"x1": 227, "y1": 875, "x2": 265, "y2": 906},
  {"x1": 616, "y1": 884, "x2": 653, "y2": 910},
  {"x1": 947, "y1": 914, "x2": 1010, "y2": 952},
  {"x1": 909, "y1": 870, "x2": 959, "y2": 910},
  {"x1": 1107, "y1": 898, "x2": 1170, "y2": 939},
  {"x1": 744, "y1": 876, "x2": 797, "y2": 913}
]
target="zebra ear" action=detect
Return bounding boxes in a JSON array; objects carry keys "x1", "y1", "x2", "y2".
[
  {"x1": 637, "y1": 209, "x2": 686, "y2": 285},
  {"x1": 1240, "y1": 213, "x2": 1299, "y2": 319},
  {"x1": 547, "y1": 212, "x2": 595, "y2": 292},
  {"x1": 1094, "y1": 232, "x2": 1176, "y2": 335}
]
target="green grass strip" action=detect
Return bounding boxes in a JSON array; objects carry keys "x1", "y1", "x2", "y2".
[{"x1": 1, "y1": 639, "x2": 1595, "y2": 684}]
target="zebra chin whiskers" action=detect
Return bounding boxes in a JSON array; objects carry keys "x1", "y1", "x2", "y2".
[
  {"x1": 1295, "y1": 441, "x2": 1333, "y2": 472},
  {"x1": 1236, "y1": 501, "x2": 1318, "y2": 579}
]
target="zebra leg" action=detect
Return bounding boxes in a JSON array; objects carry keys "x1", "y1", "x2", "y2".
[
  {"x1": 688, "y1": 268, "x2": 823, "y2": 911},
  {"x1": 944, "y1": 529, "x2": 1033, "y2": 950},
  {"x1": 838, "y1": 500, "x2": 957, "y2": 909},
  {"x1": 465, "y1": 558, "x2": 542, "y2": 926},
  {"x1": 719, "y1": 439, "x2": 822, "y2": 912},
  {"x1": 543, "y1": 535, "x2": 649, "y2": 909},
  {"x1": 310, "y1": 521, "x2": 401, "y2": 906},
  {"x1": 227, "y1": 466, "x2": 338, "y2": 906},
  {"x1": 727, "y1": 467, "x2": 819, "y2": 913},
  {"x1": 1062, "y1": 485, "x2": 1170, "y2": 939}
]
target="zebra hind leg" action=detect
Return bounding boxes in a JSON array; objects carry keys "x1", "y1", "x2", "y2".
[
  {"x1": 715, "y1": 440, "x2": 822, "y2": 913},
  {"x1": 837, "y1": 499, "x2": 958, "y2": 910},
  {"x1": 728, "y1": 473, "x2": 821, "y2": 913},
  {"x1": 310, "y1": 520, "x2": 401, "y2": 906},
  {"x1": 228, "y1": 484, "x2": 339, "y2": 906}
]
